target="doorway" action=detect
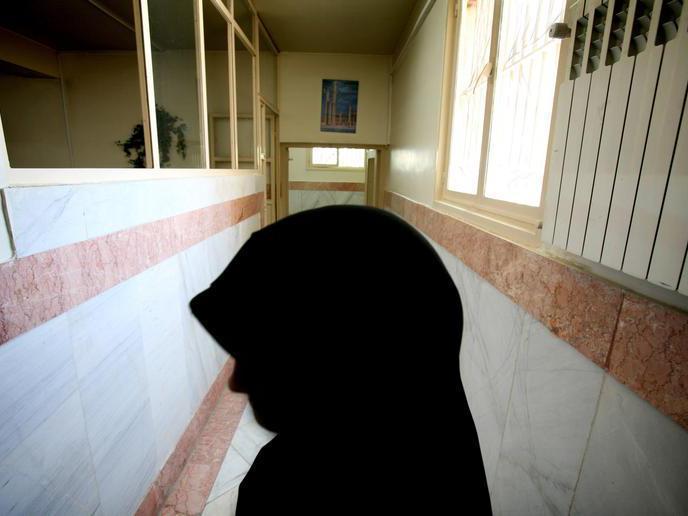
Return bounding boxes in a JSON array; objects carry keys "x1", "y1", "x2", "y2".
[{"x1": 282, "y1": 145, "x2": 378, "y2": 216}]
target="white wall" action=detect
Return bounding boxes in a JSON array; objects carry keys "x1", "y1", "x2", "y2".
[
  {"x1": 387, "y1": 0, "x2": 448, "y2": 206},
  {"x1": 0, "y1": 174, "x2": 263, "y2": 515},
  {"x1": 278, "y1": 52, "x2": 391, "y2": 145}
]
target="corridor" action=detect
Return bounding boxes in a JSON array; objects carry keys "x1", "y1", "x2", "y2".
[{"x1": 1, "y1": 0, "x2": 687, "y2": 515}]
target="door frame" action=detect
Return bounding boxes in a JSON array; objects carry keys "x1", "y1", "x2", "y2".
[{"x1": 278, "y1": 143, "x2": 390, "y2": 220}]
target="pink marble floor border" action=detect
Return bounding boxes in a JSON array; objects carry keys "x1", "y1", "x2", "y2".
[
  {"x1": 0, "y1": 192, "x2": 264, "y2": 346},
  {"x1": 385, "y1": 191, "x2": 688, "y2": 430},
  {"x1": 289, "y1": 181, "x2": 365, "y2": 192},
  {"x1": 135, "y1": 358, "x2": 248, "y2": 516}
]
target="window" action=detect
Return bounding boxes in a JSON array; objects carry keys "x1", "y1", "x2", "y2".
[
  {"x1": 0, "y1": 0, "x2": 145, "y2": 168},
  {"x1": 310, "y1": 147, "x2": 365, "y2": 170},
  {"x1": 442, "y1": 0, "x2": 567, "y2": 224},
  {"x1": 0, "y1": 0, "x2": 264, "y2": 178}
]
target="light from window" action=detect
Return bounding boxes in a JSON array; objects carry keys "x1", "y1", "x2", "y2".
[
  {"x1": 484, "y1": 0, "x2": 565, "y2": 206},
  {"x1": 338, "y1": 148, "x2": 365, "y2": 168},
  {"x1": 312, "y1": 147, "x2": 338, "y2": 165},
  {"x1": 447, "y1": 0, "x2": 495, "y2": 194},
  {"x1": 311, "y1": 147, "x2": 365, "y2": 169},
  {"x1": 446, "y1": 0, "x2": 565, "y2": 209}
]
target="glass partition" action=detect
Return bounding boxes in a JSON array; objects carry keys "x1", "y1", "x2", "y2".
[
  {"x1": 203, "y1": 0, "x2": 233, "y2": 169},
  {"x1": 149, "y1": 0, "x2": 204, "y2": 168},
  {"x1": 233, "y1": 0, "x2": 255, "y2": 43},
  {"x1": 235, "y1": 31, "x2": 255, "y2": 169},
  {"x1": 259, "y1": 27, "x2": 278, "y2": 107}
]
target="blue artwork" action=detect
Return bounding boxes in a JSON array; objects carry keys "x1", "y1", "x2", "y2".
[{"x1": 320, "y1": 79, "x2": 359, "y2": 133}]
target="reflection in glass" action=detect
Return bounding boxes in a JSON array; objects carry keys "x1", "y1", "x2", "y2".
[
  {"x1": 1, "y1": 0, "x2": 144, "y2": 168},
  {"x1": 259, "y1": 28, "x2": 278, "y2": 107},
  {"x1": 203, "y1": 0, "x2": 232, "y2": 169},
  {"x1": 149, "y1": 0, "x2": 203, "y2": 167},
  {"x1": 235, "y1": 31, "x2": 255, "y2": 169},
  {"x1": 234, "y1": 0, "x2": 254, "y2": 43}
]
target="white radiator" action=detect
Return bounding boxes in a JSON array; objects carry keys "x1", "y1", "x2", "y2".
[{"x1": 542, "y1": 0, "x2": 688, "y2": 295}]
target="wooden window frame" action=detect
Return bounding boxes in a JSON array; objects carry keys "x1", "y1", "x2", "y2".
[
  {"x1": 1, "y1": 0, "x2": 269, "y2": 183},
  {"x1": 435, "y1": 0, "x2": 574, "y2": 239}
]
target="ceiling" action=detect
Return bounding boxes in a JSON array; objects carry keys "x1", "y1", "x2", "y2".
[
  {"x1": 253, "y1": 0, "x2": 417, "y2": 54},
  {"x1": 0, "y1": 0, "x2": 137, "y2": 51}
]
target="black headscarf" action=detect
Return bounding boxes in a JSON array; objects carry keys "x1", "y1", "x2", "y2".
[{"x1": 191, "y1": 205, "x2": 491, "y2": 515}]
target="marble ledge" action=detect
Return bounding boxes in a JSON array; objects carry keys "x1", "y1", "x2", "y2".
[
  {"x1": 385, "y1": 190, "x2": 688, "y2": 431},
  {"x1": 288, "y1": 181, "x2": 365, "y2": 192}
]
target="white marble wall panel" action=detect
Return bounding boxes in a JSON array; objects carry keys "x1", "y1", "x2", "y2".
[
  {"x1": 6, "y1": 173, "x2": 263, "y2": 257},
  {"x1": 137, "y1": 257, "x2": 193, "y2": 471},
  {"x1": 76, "y1": 312, "x2": 156, "y2": 516},
  {"x1": 491, "y1": 316, "x2": 604, "y2": 515},
  {"x1": 0, "y1": 189, "x2": 258, "y2": 515},
  {"x1": 461, "y1": 279, "x2": 524, "y2": 496},
  {"x1": 0, "y1": 393, "x2": 99, "y2": 515},
  {"x1": 288, "y1": 189, "x2": 365, "y2": 214},
  {"x1": 571, "y1": 376, "x2": 688, "y2": 516},
  {"x1": 0, "y1": 314, "x2": 78, "y2": 463},
  {"x1": 424, "y1": 235, "x2": 688, "y2": 515}
]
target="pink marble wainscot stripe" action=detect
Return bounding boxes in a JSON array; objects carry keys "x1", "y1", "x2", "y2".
[
  {"x1": 609, "y1": 293, "x2": 688, "y2": 429},
  {"x1": 160, "y1": 382, "x2": 247, "y2": 515},
  {"x1": 0, "y1": 192, "x2": 263, "y2": 345},
  {"x1": 385, "y1": 190, "x2": 688, "y2": 431},
  {"x1": 136, "y1": 359, "x2": 248, "y2": 516},
  {"x1": 386, "y1": 191, "x2": 622, "y2": 367},
  {"x1": 289, "y1": 181, "x2": 365, "y2": 192}
]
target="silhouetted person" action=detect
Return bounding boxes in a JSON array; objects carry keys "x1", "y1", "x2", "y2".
[{"x1": 190, "y1": 205, "x2": 491, "y2": 515}]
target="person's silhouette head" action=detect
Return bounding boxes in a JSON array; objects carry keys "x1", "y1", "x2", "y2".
[{"x1": 190, "y1": 205, "x2": 491, "y2": 514}]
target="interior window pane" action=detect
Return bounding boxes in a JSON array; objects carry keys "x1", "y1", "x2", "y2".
[
  {"x1": 0, "y1": 0, "x2": 144, "y2": 168},
  {"x1": 259, "y1": 28, "x2": 277, "y2": 107},
  {"x1": 312, "y1": 147, "x2": 337, "y2": 165},
  {"x1": 446, "y1": 0, "x2": 495, "y2": 194},
  {"x1": 149, "y1": 0, "x2": 203, "y2": 168},
  {"x1": 234, "y1": 0, "x2": 254, "y2": 43},
  {"x1": 204, "y1": 0, "x2": 232, "y2": 169},
  {"x1": 484, "y1": 0, "x2": 566, "y2": 206},
  {"x1": 235, "y1": 31, "x2": 255, "y2": 169},
  {"x1": 338, "y1": 148, "x2": 365, "y2": 168}
]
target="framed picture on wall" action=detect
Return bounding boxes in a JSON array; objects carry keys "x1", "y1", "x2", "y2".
[{"x1": 320, "y1": 79, "x2": 358, "y2": 133}]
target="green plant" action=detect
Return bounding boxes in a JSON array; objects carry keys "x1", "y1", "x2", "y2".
[{"x1": 117, "y1": 105, "x2": 187, "y2": 168}]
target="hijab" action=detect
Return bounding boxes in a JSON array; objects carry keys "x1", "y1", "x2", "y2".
[{"x1": 191, "y1": 205, "x2": 491, "y2": 515}]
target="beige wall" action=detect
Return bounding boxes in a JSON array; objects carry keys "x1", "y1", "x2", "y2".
[
  {"x1": 0, "y1": 75, "x2": 71, "y2": 168},
  {"x1": 278, "y1": 52, "x2": 391, "y2": 145},
  {"x1": 387, "y1": 0, "x2": 448, "y2": 206},
  {"x1": 288, "y1": 147, "x2": 365, "y2": 183},
  {"x1": 60, "y1": 52, "x2": 144, "y2": 168},
  {"x1": 259, "y1": 50, "x2": 278, "y2": 108},
  {"x1": 153, "y1": 49, "x2": 204, "y2": 168}
]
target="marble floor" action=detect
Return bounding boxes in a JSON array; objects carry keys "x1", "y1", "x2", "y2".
[{"x1": 201, "y1": 404, "x2": 276, "y2": 516}]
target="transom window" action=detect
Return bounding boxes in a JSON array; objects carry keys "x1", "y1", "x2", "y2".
[
  {"x1": 442, "y1": 0, "x2": 567, "y2": 224},
  {"x1": 310, "y1": 147, "x2": 365, "y2": 170}
]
